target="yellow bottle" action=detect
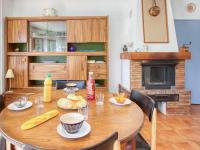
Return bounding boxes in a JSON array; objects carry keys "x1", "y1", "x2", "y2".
[{"x1": 43, "y1": 74, "x2": 52, "y2": 102}]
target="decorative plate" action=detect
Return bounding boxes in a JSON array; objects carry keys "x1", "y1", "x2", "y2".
[{"x1": 186, "y1": 2, "x2": 197, "y2": 13}]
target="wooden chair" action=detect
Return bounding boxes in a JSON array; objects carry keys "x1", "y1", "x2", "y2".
[
  {"x1": 0, "y1": 95, "x2": 6, "y2": 150},
  {"x1": 118, "y1": 84, "x2": 157, "y2": 150},
  {"x1": 130, "y1": 90, "x2": 157, "y2": 150},
  {"x1": 118, "y1": 84, "x2": 131, "y2": 98},
  {"x1": 82, "y1": 132, "x2": 121, "y2": 150},
  {"x1": 5, "y1": 133, "x2": 120, "y2": 150},
  {"x1": 0, "y1": 94, "x2": 4, "y2": 112},
  {"x1": 55, "y1": 80, "x2": 85, "y2": 89}
]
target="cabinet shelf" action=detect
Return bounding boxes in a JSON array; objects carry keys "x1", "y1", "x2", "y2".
[
  {"x1": 32, "y1": 35, "x2": 67, "y2": 39},
  {"x1": 7, "y1": 51, "x2": 107, "y2": 56}
]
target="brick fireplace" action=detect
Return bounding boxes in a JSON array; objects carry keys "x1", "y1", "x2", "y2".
[{"x1": 121, "y1": 52, "x2": 192, "y2": 114}]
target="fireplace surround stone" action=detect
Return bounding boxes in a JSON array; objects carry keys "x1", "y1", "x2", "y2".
[
  {"x1": 121, "y1": 52, "x2": 192, "y2": 114},
  {"x1": 130, "y1": 60, "x2": 191, "y2": 114}
]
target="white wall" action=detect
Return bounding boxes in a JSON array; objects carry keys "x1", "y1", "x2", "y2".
[
  {"x1": 0, "y1": 0, "x2": 180, "y2": 93},
  {"x1": 121, "y1": 0, "x2": 179, "y2": 90},
  {"x1": 171, "y1": 0, "x2": 200, "y2": 19},
  {"x1": 0, "y1": 0, "x2": 13, "y2": 94},
  {"x1": 132, "y1": 0, "x2": 178, "y2": 52},
  {"x1": 0, "y1": 0, "x2": 3, "y2": 94}
]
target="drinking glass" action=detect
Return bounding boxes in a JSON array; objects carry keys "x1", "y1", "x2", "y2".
[
  {"x1": 78, "y1": 104, "x2": 89, "y2": 120},
  {"x1": 14, "y1": 96, "x2": 28, "y2": 108},
  {"x1": 35, "y1": 96, "x2": 44, "y2": 115},
  {"x1": 96, "y1": 93, "x2": 104, "y2": 106}
]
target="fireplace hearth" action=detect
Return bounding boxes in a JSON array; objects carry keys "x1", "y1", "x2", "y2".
[{"x1": 142, "y1": 61, "x2": 177, "y2": 89}]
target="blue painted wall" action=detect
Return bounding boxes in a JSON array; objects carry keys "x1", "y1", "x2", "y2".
[{"x1": 175, "y1": 20, "x2": 200, "y2": 104}]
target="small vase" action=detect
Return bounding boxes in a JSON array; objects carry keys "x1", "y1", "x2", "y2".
[{"x1": 68, "y1": 44, "x2": 76, "y2": 52}]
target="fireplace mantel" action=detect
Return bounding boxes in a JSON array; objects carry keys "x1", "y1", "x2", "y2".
[{"x1": 120, "y1": 52, "x2": 191, "y2": 60}]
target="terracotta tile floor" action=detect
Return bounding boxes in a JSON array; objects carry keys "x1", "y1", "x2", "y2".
[{"x1": 141, "y1": 105, "x2": 200, "y2": 150}]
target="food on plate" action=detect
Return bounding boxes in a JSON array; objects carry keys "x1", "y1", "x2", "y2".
[
  {"x1": 21, "y1": 109, "x2": 59, "y2": 130},
  {"x1": 115, "y1": 93, "x2": 126, "y2": 104},
  {"x1": 57, "y1": 94, "x2": 87, "y2": 109}
]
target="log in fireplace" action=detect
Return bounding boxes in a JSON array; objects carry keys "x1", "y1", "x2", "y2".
[{"x1": 142, "y1": 60, "x2": 177, "y2": 89}]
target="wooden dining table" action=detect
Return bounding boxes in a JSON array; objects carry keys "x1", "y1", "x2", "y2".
[{"x1": 0, "y1": 89, "x2": 144, "y2": 150}]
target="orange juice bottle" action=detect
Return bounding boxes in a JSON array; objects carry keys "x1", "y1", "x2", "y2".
[{"x1": 43, "y1": 73, "x2": 52, "y2": 102}]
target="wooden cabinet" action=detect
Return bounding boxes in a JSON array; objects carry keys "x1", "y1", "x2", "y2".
[
  {"x1": 8, "y1": 56, "x2": 28, "y2": 88},
  {"x1": 7, "y1": 20, "x2": 28, "y2": 43},
  {"x1": 29, "y1": 63, "x2": 68, "y2": 80},
  {"x1": 88, "y1": 63, "x2": 107, "y2": 79},
  {"x1": 67, "y1": 19, "x2": 107, "y2": 43},
  {"x1": 67, "y1": 56, "x2": 87, "y2": 80},
  {"x1": 6, "y1": 16, "x2": 108, "y2": 89}
]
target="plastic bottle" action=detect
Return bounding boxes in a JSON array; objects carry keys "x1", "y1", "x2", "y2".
[
  {"x1": 87, "y1": 72, "x2": 95, "y2": 100},
  {"x1": 43, "y1": 74, "x2": 52, "y2": 102}
]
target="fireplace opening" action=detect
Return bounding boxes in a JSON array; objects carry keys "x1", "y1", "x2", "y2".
[{"x1": 142, "y1": 61, "x2": 177, "y2": 89}]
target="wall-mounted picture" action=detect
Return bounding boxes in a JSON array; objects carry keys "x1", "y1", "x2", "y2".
[{"x1": 142, "y1": 0, "x2": 169, "y2": 43}]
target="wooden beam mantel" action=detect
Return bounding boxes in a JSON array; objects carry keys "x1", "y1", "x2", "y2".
[{"x1": 120, "y1": 52, "x2": 191, "y2": 60}]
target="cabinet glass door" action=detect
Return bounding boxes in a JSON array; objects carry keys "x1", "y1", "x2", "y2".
[{"x1": 29, "y1": 21, "x2": 67, "y2": 52}]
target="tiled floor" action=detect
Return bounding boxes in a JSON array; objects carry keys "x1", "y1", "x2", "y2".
[{"x1": 141, "y1": 105, "x2": 200, "y2": 150}]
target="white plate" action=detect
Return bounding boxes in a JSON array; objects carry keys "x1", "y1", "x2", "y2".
[
  {"x1": 63, "y1": 87, "x2": 79, "y2": 93},
  {"x1": 109, "y1": 97, "x2": 132, "y2": 106},
  {"x1": 57, "y1": 122, "x2": 91, "y2": 139},
  {"x1": 7, "y1": 101, "x2": 33, "y2": 111}
]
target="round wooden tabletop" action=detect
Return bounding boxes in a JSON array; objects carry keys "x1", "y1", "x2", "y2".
[{"x1": 0, "y1": 89, "x2": 144, "y2": 150}]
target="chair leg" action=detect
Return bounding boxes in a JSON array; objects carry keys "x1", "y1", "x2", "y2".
[
  {"x1": 6, "y1": 140, "x2": 12, "y2": 150},
  {"x1": 0, "y1": 137, "x2": 6, "y2": 150},
  {"x1": 151, "y1": 108, "x2": 157, "y2": 150}
]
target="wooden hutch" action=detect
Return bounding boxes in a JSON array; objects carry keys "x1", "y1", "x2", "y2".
[{"x1": 5, "y1": 16, "x2": 109, "y2": 90}]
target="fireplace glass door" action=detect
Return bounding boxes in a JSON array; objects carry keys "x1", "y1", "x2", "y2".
[{"x1": 142, "y1": 61, "x2": 176, "y2": 89}]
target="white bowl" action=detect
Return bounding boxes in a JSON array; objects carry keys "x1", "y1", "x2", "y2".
[{"x1": 60, "y1": 113, "x2": 84, "y2": 134}]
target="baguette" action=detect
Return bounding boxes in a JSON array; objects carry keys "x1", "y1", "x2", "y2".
[{"x1": 21, "y1": 109, "x2": 59, "y2": 130}]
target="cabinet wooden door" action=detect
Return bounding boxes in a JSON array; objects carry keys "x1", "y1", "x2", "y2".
[
  {"x1": 8, "y1": 56, "x2": 28, "y2": 88},
  {"x1": 67, "y1": 19, "x2": 107, "y2": 43},
  {"x1": 67, "y1": 20, "x2": 91, "y2": 43},
  {"x1": 91, "y1": 19, "x2": 107, "y2": 42},
  {"x1": 67, "y1": 56, "x2": 87, "y2": 80},
  {"x1": 7, "y1": 20, "x2": 28, "y2": 43}
]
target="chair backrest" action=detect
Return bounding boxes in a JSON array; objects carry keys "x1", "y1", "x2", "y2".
[
  {"x1": 56, "y1": 80, "x2": 85, "y2": 89},
  {"x1": 130, "y1": 90, "x2": 155, "y2": 122},
  {"x1": 130, "y1": 90, "x2": 157, "y2": 150},
  {"x1": 82, "y1": 132, "x2": 118, "y2": 150},
  {"x1": 0, "y1": 95, "x2": 5, "y2": 112},
  {"x1": 118, "y1": 84, "x2": 131, "y2": 98}
]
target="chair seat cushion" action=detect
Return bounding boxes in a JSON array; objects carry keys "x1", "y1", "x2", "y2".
[{"x1": 135, "y1": 133, "x2": 150, "y2": 150}]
